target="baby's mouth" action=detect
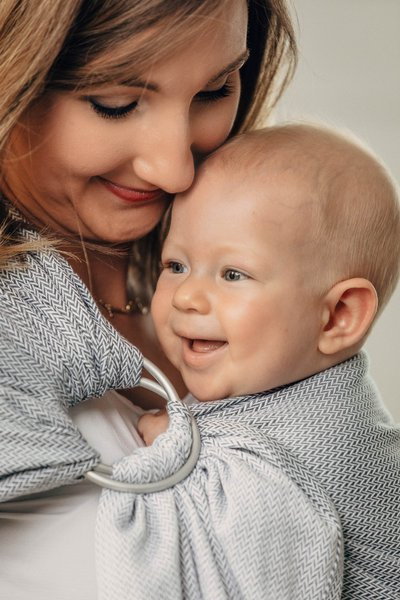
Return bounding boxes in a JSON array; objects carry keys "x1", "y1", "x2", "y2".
[{"x1": 189, "y1": 339, "x2": 226, "y2": 353}]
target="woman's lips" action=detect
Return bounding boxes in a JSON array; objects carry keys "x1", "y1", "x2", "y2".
[{"x1": 97, "y1": 177, "x2": 164, "y2": 204}]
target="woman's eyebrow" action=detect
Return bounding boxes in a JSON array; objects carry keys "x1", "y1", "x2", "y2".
[
  {"x1": 207, "y1": 49, "x2": 250, "y2": 85},
  {"x1": 120, "y1": 77, "x2": 159, "y2": 91},
  {"x1": 121, "y1": 49, "x2": 250, "y2": 91}
]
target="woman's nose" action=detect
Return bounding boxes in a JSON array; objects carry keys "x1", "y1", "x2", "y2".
[
  {"x1": 133, "y1": 111, "x2": 195, "y2": 194},
  {"x1": 172, "y1": 277, "x2": 210, "y2": 314}
]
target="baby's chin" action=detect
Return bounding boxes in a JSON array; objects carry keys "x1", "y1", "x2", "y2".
[
  {"x1": 178, "y1": 361, "x2": 257, "y2": 403},
  {"x1": 185, "y1": 376, "x2": 271, "y2": 403},
  {"x1": 182, "y1": 378, "x2": 236, "y2": 403}
]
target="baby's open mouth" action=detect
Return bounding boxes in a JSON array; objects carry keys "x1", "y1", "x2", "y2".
[{"x1": 189, "y1": 339, "x2": 226, "y2": 353}]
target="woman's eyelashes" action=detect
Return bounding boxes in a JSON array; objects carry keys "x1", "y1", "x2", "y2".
[
  {"x1": 195, "y1": 81, "x2": 236, "y2": 104},
  {"x1": 86, "y1": 76, "x2": 237, "y2": 120},
  {"x1": 88, "y1": 98, "x2": 138, "y2": 119}
]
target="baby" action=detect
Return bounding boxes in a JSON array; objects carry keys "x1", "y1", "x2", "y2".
[
  {"x1": 141, "y1": 123, "x2": 399, "y2": 424},
  {"x1": 138, "y1": 123, "x2": 400, "y2": 597}
]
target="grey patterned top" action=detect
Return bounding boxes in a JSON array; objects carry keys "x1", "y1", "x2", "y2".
[
  {"x1": 0, "y1": 233, "x2": 143, "y2": 499},
  {"x1": 1, "y1": 239, "x2": 399, "y2": 599}
]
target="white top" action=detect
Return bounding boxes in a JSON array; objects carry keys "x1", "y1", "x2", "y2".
[{"x1": 0, "y1": 391, "x2": 145, "y2": 600}]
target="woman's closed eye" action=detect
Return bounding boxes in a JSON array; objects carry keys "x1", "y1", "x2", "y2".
[
  {"x1": 195, "y1": 81, "x2": 236, "y2": 104},
  {"x1": 88, "y1": 97, "x2": 138, "y2": 120},
  {"x1": 86, "y1": 71, "x2": 239, "y2": 120},
  {"x1": 88, "y1": 82, "x2": 235, "y2": 119},
  {"x1": 195, "y1": 54, "x2": 248, "y2": 105}
]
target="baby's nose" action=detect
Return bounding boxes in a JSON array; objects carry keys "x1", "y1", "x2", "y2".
[{"x1": 172, "y1": 277, "x2": 210, "y2": 314}]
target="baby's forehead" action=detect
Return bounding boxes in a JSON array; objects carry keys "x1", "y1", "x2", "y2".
[
  {"x1": 197, "y1": 150, "x2": 320, "y2": 215},
  {"x1": 174, "y1": 156, "x2": 319, "y2": 245}
]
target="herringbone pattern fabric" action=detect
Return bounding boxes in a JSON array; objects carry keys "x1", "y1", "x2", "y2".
[
  {"x1": 0, "y1": 231, "x2": 143, "y2": 500},
  {"x1": 194, "y1": 354, "x2": 400, "y2": 599},
  {"x1": 96, "y1": 354, "x2": 400, "y2": 599},
  {"x1": 1, "y1": 231, "x2": 399, "y2": 598}
]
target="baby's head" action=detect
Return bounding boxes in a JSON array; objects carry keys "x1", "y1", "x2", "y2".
[{"x1": 152, "y1": 124, "x2": 400, "y2": 401}]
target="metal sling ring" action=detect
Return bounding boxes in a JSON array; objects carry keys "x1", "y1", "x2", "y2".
[{"x1": 85, "y1": 357, "x2": 201, "y2": 493}]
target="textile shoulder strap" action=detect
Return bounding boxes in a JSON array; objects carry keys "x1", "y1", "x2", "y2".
[{"x1": 0, "y1": 239, "x2": 143, "y2": 500}]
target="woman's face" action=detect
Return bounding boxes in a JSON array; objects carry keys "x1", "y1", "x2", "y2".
[{"x1": 9, "y1": 0, "x2": 248, "y2": 243}]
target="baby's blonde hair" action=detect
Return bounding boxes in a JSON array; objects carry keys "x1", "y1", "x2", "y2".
[{"x1": 209, "y1": 124, "x2": 400, "y2": 314}]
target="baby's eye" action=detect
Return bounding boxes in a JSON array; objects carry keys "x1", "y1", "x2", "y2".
[
  {"x1": 223, "y1": 269, "x2": 247, "y2": 282},
  {"x1": 167, "y1": 261, "x2": 187, "y2": 274}
]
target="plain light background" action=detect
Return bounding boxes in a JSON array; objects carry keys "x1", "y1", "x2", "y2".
[{"x1": 275, "y1": 0, "x2": 400, "y2": 420}]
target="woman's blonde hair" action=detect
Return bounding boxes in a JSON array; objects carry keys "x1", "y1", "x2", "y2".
[{"x1": 0, "y1": 0, "x2": 296, "y2": 297}]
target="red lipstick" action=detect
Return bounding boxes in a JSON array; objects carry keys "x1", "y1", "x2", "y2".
[{"x1": 98, "y1": 177, "x2": 164, "y2": 204}]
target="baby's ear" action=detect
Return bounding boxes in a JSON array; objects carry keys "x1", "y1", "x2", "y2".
[{"x1": 318, "y1": 278, "x2": 378, "y2": 356}]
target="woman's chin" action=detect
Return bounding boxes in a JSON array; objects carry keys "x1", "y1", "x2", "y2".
[{"x1": 76, "y1": 219, "x2": 160, "y2": 245}]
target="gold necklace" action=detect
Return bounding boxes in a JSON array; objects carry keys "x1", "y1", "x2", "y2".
[{"x1": 97, "y1": 297, "x2": 149, "y2": 318}]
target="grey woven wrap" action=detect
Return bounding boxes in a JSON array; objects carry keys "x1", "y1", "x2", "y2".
[
  {"x1": 0, "y1": 234, "x2": 143, "y2": 499},
  {"x1": 1, "y1": 240, "x2": 399, "y2": 599},
  {"x1": 96, "y1": 352, "x2": 400, "y2": 600}
]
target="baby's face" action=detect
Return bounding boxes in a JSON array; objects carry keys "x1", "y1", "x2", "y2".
[{"x1": 152, "y1": 161, "x2": 324, "y2": 401}]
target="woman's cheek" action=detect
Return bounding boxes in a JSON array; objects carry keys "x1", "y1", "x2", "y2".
[{"x1": 193, "y1": 92, "x2": 241, "y2": 153}]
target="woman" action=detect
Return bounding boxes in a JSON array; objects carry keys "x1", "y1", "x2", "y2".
[{"x1": 0, "y1": 1, "x2": 296, "y2": 598}]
